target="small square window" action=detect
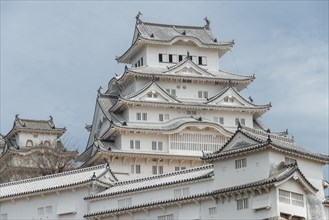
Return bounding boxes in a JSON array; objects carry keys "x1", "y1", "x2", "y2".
[
  {"x1": 142, "y1": 113, "x2": 147, "y2": 121},
  {"x1": 136, "y1": 112, "x2": 141, "y2": 120},
  {"x1": 159, "y1": 114, "x2": 164, "y2": 122}
]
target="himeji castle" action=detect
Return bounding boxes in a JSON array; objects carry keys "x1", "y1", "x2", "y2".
[
  {"x1": 78, "y1": 15, "x2": 272, "y2": 180},
  {"x1": 0, "y1": 15, "x2": 328, "y2": 220}
]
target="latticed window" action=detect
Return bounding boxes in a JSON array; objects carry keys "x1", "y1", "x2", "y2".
[
  {"x1": 279, "y1": 189, "x2": 304, "y2": 207},
  {"x1": 174, "y1": 187, "x2": 190, "y2": 198},
  {"x1": 118, "y1": 198, "x2": 132, "y2": 208},
  {"x1": 235, "y1": 158, "x2": 247, "y2": 169},
  {"x1": 209, "y1": 207, "x2": 217, "y2": 215},
  {"x1": 279, "y1": 189, "x2": 290, "y2": 204},
  {"x1": 170, "y1": 133, "x2": 225, "y2": 152},
  {"x1": 37, "y1": 207, "x2": 44, "y2": 215},
  {"x1": 237, "y1": 198, "x2": 248, "y2": 210},
  {"x1": 285, "y1": 157, "x2": 296, "y2": 164},
  {"x1": 45, "y1": 206, "x2": 52, "y2": 214},
  {"x1": 158, "y1": 214, "x2": 174, "y2": 220}
]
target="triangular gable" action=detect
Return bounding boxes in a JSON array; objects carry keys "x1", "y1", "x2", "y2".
[
  {"x1": 275, "y1": 168, "x2": 318, "y2": 194},
  {"x1": 207, "y1": 87, "x2": 253, "y2": 107},
  {"x1": 164, "y1": 59, "x2": 214, "y2": 77},
  {"x1": 127, "y1": 82, "x2": 180, "y2": 103},
  {"x1": 219, "y1": 132, "x2": 261, "y2": 153}
]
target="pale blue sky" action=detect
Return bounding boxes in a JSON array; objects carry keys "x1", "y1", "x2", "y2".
[{"x1": 1, "y1": 1, "x2": 328, "y2": 158}]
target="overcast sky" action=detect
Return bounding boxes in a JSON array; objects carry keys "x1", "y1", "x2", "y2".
[{"x1": 1, "y1": 1, "x2": 328, "y2": 157}]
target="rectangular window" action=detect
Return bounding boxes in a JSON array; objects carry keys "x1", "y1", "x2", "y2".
[
  {"x1": 241, "y1": 118, "x2": 245, "y2": 125},
  {"x1": 136, "y1": 112, "x2": 141, "y2": 120},
  {"x1": 191, "y1": 56, "x2": 197, "y2": 63},
  {"x1": 152, "y1": 141, "x2": 157, "y2": 150},
  {"x1": 186, "y1": 110, "x2": 197, "y2": 115},
  {"x1": 175, "y1": 167, "x2": 180, "y2": 171},
  {"x1": 45, "y1": 206, "x2": 52, "y2": 214},
  {"x1": 38, "y1": 207, "x2": 44, "y2": 215},
  {"x1": 214, "y1": 117, "x2": 219, "y2": 123},
  {"x1": 142, "y1": 113, "x2": 147, "y2": 120},
  {"x1": 164, "y1": 114, "x2": 170, "y2": 120},
  {"x1": 279, "y1": 189, "x2": 304, "y2": 207},
  {"x1": 171, "y1": 89, "x2": 176, "y2": 96},
  {"x1": 152, "y1": 166, "x2": 157, "y2": 175},
  {"x1": 159, "y1": 114, "x2": 164, "y2": 122},
  {"x1": 174, "y1": 187, "x2": 190, "y2": 198},
  {"x1": 209, "y1": 207, "x2": 217, "y2": 215},
  {"x1": 159, "y1": 54, "x2": 163, "y2": 62},
  {"x1": 291, "y1": 192, "x2": 304, "y2": 207},
  {"x1": 285, "y1": 157, "x2": 296, "y2": 164},
  {"x1": 118, "y1": 198, "x2": 132, "y2": 208},
  {"x1": 235, "y1": 158, "x2": 247, "y2": 169},
  {"x1": 237, "y1": 198, "x2": 249, "y2": 210},
  {"x1": 158, "y1": 166, "x2": 163, "y2": 174},
  {"x1": 235, "y1": 118, "x2": 240, "y2": 125},
  {"x1": 279, "y1": 189, "x2": 291, "y2": 204},
  {"x1": 169, "y1": 54, "x2": 173, "y2": 63},
  {"x1": 135, "y1": 140, "x2": 140, "y2": 149},
  {"x1": 130, "y1": 140, "x2": 134, "y2": 149},
  {"x1": 203, "y1": 91, "x2": 208, "y2": 99},
  {"x1": 158, "y1": 142, "x2": 163, "y2": 151},
  {"x1": 135, "y1": 165, "x2": 141, "y2": 174},
  {"x1": 141, "y1": 57, "x2": 143, "y2": 66},
  {"x1": 198, "y1": 56, "x2": 203, "y2": 65},
  {"x1": 198, "y1": 91, "x2": 203, "y2": 98},
  {"x1": 219, "y1": 117, "x2": 224, "y2": 125},
  {"x1": 178, "y1": 55, "x2": 183, "y2": 62},
  {"x1": 158, "y1": 214, "x2": 174, "y2": 220}
]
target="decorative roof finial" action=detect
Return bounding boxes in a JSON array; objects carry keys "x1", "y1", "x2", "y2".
[
  {"x1": 267, "y1": 135, "x2": 272, "y2": 143},
  {"x1": 15, "y1": 114, "x2": 19, "y2": 120},
  {"x1": 49, "y1": 115, "x2": 53, "y2": 122},
  {"x1": 237, "y1": 121, "x2": 242, "y2": 130},
  {"x1": 97, "y1": 86, "x2": 102, "y2": 96},
  {"x1": 248, "y1": 96, "x2": 253, "y2": 103},
  {"x1": 136, "y1": 11, "x2": 143, "y2": 24},
  {"x1": 204, "y1": 17, "x2": 210, "y2": 29}
]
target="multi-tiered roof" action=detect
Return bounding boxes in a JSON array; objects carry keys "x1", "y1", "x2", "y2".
[{"x1": 80, "y1": 15, "x2": 285, "y2": 179}]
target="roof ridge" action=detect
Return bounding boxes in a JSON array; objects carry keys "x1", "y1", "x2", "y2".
[
  {"x1": 141, "y1": 21, "x2": 206, "y2": 30},
  {"x1": 114, "y1": 164, "x2": 213, "y2": 186}
]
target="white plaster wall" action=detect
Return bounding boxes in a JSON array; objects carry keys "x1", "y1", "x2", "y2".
[
  {"x1": 90, "y1": 187, "x2": 280, "y2": 220},
  {"x1": 277, "y1": 179, "x2": 307, "y2": 218},
  {"x1": 88, "y1": 179, "x2": 212, "y2": 214},
  {"x1": 145, "y1": 44, "x2": 220, "y2": 70},
  {"x1": 109, "y1": 154, "x2": 203, "y2": 180},
  {"x1": 268, "y1": 151, "x2": 326, "y2": 200},
  {"x1": 126, "y1": 106, "x2": 253, "y2": 129},
  {"x1": 0, "y1": 187, "x2": 90, "y2": 220},
  {"x1": 16, "y1": 132, "x2": 58, "y2": 148},
  {"x1": 212, "y1": 151, "x2": 270, "y2": 189}
]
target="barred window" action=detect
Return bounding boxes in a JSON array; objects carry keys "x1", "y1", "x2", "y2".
[
  {"x1": 118, "y1": 198, "x2": 132, "y2": 208},
  {"x1": 45, "y1": 206, "x2": 52, "y2": 214},
  {"x1": 237, "y1": 198, "x2": 248, "y2": 210},
  {"x1": 158, "y1": 214, "x2": 174, "y2": 220},
  {"x1": 235, "y1": 158, "x2": 247, "y2": 169},
  {"x1": 209, "y1": 207, "x2": 217, "y2": 215},
  {"x1": 279, "y1": 189, "x2": 304, "y2": 207}
]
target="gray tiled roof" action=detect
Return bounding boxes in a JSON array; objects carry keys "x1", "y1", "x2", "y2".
[
  {"x1": 84, "y1": 163, "x2": 316, "y2": 218},
  {"x1": 85, "y1": 164, "x2": 213, "y2": 200},
  {"x1": 0, "y1": 164, "x2": 115, "y2": 200},
  {"x1": 128, "y1": 66, "x2": 254, "y2": 81},
  {"x1": 202, "y1": 127, "x2": 329, "y2": 163},
  {"x1": 5, "y1": 116, "x2": 65, "y2": 139},
  {"x1": 135, "y1": 21, "x2": 232, "y2": 46}
]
